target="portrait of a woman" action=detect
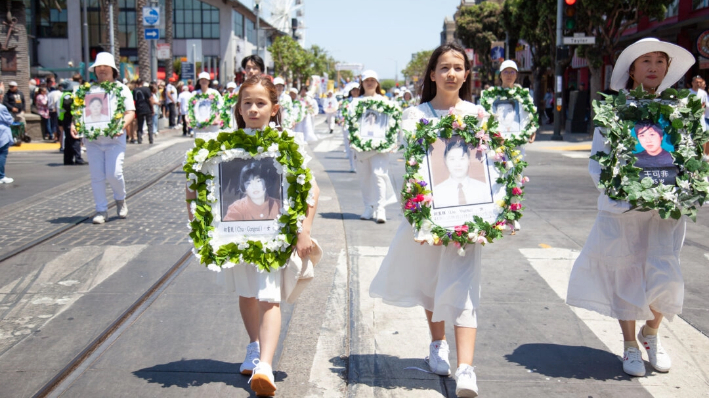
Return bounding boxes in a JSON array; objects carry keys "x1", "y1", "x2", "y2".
[
  {"x1": 223, "y1": 160, "x2": 282, "y2": 221},
  {"x1": 84, "y1": 95, "x2": 110, "y2": 124}
]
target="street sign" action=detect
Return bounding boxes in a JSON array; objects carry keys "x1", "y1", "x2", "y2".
[
  {"x1": 143, "y1": 7, "x2": 159, "y2": 26},
  {"x1": 156, "y1": 43, "x2": 171, "y2": 60},
  {"x1": 181, "y1": 62, "x2": 195, "y2": 80},
  {"x1": 563, "y1": 36, "x2": 595, "y2": 45},
  {"x1": 144, "y1": 28, "x2": 159, "y2": 40}
]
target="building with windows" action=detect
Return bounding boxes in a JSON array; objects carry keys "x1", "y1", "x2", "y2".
[{"x1": 24, "y1": 0, "x2": 286, "y2": 82}]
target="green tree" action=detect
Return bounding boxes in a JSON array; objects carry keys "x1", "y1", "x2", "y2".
[
  {"x1": 402, "y1": 49, "x2": 433, "y2": 84},
  {"x1": 455, "y1": 1, "x2": 505, "y2": 85},
  {"x1": 268, "y1": 35, "x2": 308, "y2": 83}
]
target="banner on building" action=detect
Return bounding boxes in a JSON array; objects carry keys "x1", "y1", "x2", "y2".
[
  {"x1": 514, "y1": 40, "x2": 532, "y2": 72},
  {"x1": 157, "y1": 43, "x2": 171, "y2": 60}
]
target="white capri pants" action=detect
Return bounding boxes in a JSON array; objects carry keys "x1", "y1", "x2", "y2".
[
  {"x1": 85, "y1": 134, "x2": 127, "y2": 212},
  {"x1": 356, "y1": 152, "x2": 390, "y2": 210}
]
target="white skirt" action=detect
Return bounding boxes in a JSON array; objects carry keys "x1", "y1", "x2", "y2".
[
  {"x1": 566, "y1": 210, "x2": 686, "y2": 321},
  {"x1": 369, "y1": 220, "x2": 481, "y2": 328},
  {"x1": 216, "y1": 263, "x2": 284, "y2": 303},
  {"x1": 295, "y1": 115, "x2": 318, "y2": 142}
]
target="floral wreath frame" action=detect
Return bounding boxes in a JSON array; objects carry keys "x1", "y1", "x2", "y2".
[
  {"x1": 71, "y1": 81, "x2": 127, "y2": 140},
  {"x1": 291, "y1": 99, "x2": 306, "y2": 124},
  {"x1": 219, "y1": 92, "x2": 238, "y2": 129},
  {"x1": 187, "y1": 92, "x2": 221, "y2": 129},
  {"x1": 480, "y1": 86, "x2": 539, "y2": 146},
  {"x1": 184, "y1": 125, "x2": 315, "y2": 272},
  {"x1": 591, "y1": 87, "x2": 709, "y2": 220},
  {"x1": 402, "y1": 109, "x2": 529, "y2": 254},
  {"x1": 346, "y1": 98, "x2": 402, "y2": 152}
]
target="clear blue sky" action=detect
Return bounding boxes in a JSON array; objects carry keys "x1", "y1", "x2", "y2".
[{"x1": 266, "y1": 0, "x2": 463, "y2": 81}]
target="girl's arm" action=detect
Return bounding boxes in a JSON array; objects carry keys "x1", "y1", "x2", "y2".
[
  {"x1": 186, "y1": 185, "x2": 196, "y2": 221},
  {"x1": 295, "y1": 180, "x2": 320, "y2": 258}
]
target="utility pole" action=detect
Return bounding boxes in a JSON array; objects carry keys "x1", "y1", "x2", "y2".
[
  {"x1": 151, "y1": 0, "x2": 158, "y2": 82},
  {"x1": 255, "y1": 0, "x2": 261, "y2": 58},
  {"x1": 82, "y1": 0, "x2": 90, "y2": 81},
  {"x1": 108, "y1": 0, "x2": 116, "y2": 57},
  {"x1": 552, "y1": 0, "x2": 564, "y2": 141}
]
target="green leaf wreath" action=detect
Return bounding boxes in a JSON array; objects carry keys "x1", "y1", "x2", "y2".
[
  {"x1": 184, "y1": 126, "x2": 315, "y2": 272},
  {"x1": 291, "y1": 100, "x2": 306, "y2": 124},
  {"x1": 187, "y1": 92, "x2": 221, "y2": 129},
  {"x1": 219, "y1": 92, "x2": 238, "y2": 129},
  {"x1": 480, "y1": 86, "x2": 539, "y2": 146},
  {"x1": 345, "y1": 98, "x2": 402, "y2": 152},
  {"x1": 71, "y1": 81, "x2": 127, "y2": 140},
  {"x1": 591, "y1": 87, "x2": 709, "y2": 221},
  {"x1": 402, "y1": 110, "x2": 529, "y2": 253}
]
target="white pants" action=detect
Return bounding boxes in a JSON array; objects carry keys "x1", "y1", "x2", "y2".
[
  {"x1": 326, "y1": 114, "x2": 336, "y2": 131},
  {"x1": 85, "y1": 134, "x2": 126, "y2": 212},
  {"x1": 356, "y1": 152, "x2": 390, "y2": 210},
  {"x1": 342, "y1": 128, "x2": 356, "y2": 171}
]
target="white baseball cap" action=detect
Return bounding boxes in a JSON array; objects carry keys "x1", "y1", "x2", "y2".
[
  {"x1": 226, "y1": 82, "x2": 237, "y2": 89},
  {"x1": 89, "y1": 52, "x2": 119, "y2": 73},
  {"x1": 8, "y1": 81, "x2": 17, "y2": 87},
  {"x1": 361, "y1": 70, "x2": 379, "y2": 82},
  {"x1": 499, "y1": 60, "x2": 518, "y2": 72},
  {"x1": 273, "y1": 77, "x2": 285, "y2": 86},
  {"x1": 289, "y1": 87, "x2": 298, "y2": 94},
  {"x1": 198, "y1": 72, "x2": 210, "y2": 81}
]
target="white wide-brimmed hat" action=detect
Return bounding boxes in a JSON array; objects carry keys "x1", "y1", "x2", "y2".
[
  {"x1": 499, "y1": 60, "x2": 518, "y2": 72},
  {"x1": 610, "y1": 38, "x2": 695, "y2": 92},
  {"x1": 344, "y1": 82, "x2": 360, "y2": 93},
  {"x1": 89, "y1": 52, "x2": 119, "y2": 73},
  {"x1": 361, "y1": 70, "x2": 379, "y2": 81},
  {"x1": 226, "y1": 82, "x2": 237, "y2": 89},
  {"x1": 197, "y1": 72, "x2": 210, "y2": 81},
  {"x1": 273, "y1": 77, "x2": 285, "y2": 86}
]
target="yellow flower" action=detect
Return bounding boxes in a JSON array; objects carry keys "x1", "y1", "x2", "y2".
[
  {"x1": 495, "y1": 147, "x2": 503, "y2": 154},
  {"x1": 115, "y1": 113, "x2": 123, "y2": 119},
  {"x1": 74, "y1": 98, "x2": 84, "y2": 106},
  {"x1": 75, "y1": 123, "x2": 81, "y2": 128},
  {"x1": 433, "y1": 235, "x2": 441, "y2": 245},
  {"x1": 83, "y1": 82, "x2": 90, "y2": 89},
  {"x1": 495, "y1": 224, "x2": 504, "y2": 231},
  {"x1": 512, "y1": 150, "x2": 521, "y2": 157},
  {"x1": 496, "y1": 200, "x2": 506, "y2": 208},
  {"x1": 481, "y1": 122, "x2": 488, "y2": 131}
]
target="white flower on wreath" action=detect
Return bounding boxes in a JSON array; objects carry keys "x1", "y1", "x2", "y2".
[
  {"x1": 414, "y1": 219, "x2": 434, "y2": 245},
  {"x1": 306, "y1": 191, "x2": 316, "y2": 206},
  {"x1": 223, "y1": 261, "x2": 236, "y2": 269},
  {"x1": 297, "y1": 174, "x2": 306, "y2": 185},
  {"x1": 457, "y1": 247, "x2": 466, "y2": 257},
  {"x1": 237, "y1": 242, "x2": 250, "y2": 250},
  {"x1": 194, "y1": 148, "x2": 210, "y2": 163},
  {"x1": 207, "y1": 263, "x2": 221, "y2": 272},
  {"x1": 190, "y1": 201, "x2": 197, "y2": 214}
]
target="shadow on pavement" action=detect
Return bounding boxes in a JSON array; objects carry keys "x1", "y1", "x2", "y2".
[
  {"x1": 504, "y1": 343, "x2": 631, "y2": 381},
  {"x1": 47, "y1": 216, "x2": 87, "y2": 224},
  {"x1": 132, "y1": 359, "x2": 288, "y2": 394},
  {"x1": 324, "y1": 169, "x2": 358, "y2": 173},
  {"x1": 339, "y1": 354, "x2": 449, "y2": 392},
  {"x1": 318, "y1": 212, "x2": 361, "y2": 220}
]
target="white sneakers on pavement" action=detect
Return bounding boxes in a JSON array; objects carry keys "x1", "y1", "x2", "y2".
[
  {"x1": 249, "y1": 360, "x2": 276, "y2": 396},
  {"x1": 638, "y1": 326, "x2": 671, "y2": 372},
  {"x1": 116, "y1": 200, "x2": 128, "y2": 218},
  {"x1": 425, "y1": 340, "x2": 451, "y2": 376},
  {"x1": 0, "y1": 177, "x2": 13, "y2": 184},
  {"x1": 622, "y1": 346, "x2": 646, "y2": 377},
  {"x1": 454, "y1": 364, "x2": 479, "y2": 397},
  {"x1": 239, "y1": 341, "x2": 260, "y2": 375},
  {"x1": 92, "y1": 211, "x2": 108, "y2": 224},
  {"x1": 360, "y1": 205, "x2": 374, "y2": 220},
  {"x1": 375, "y1": 208, "x2": 386, "y2": 223}
]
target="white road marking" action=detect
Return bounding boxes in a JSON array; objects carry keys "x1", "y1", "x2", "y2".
[
  {"x1": 704, "y1": 253, "x2": 709, "y2": 262},
  {"x1": 561, "y1": 152, "x2": 591, "y2": 159},
  {"x1": 520, "y1": 247, "x2": 709, "y2": 397}
]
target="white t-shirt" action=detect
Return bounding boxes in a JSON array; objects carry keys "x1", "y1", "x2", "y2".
[
  {"x1": 178, "y1": 91, "x2": 193, "y2": 114},
  {"x1": 47, "y1": 90, "x2": 63, "y2": 112},
  {"x1": 165, "y1": 84, "x2": 177, "y2": 104}
]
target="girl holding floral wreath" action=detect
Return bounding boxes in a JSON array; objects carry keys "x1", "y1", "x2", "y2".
[
  {"x1": 566, "y1": 38, "x2": 697, "y2": 378},
  {"x1": 74, "y1": 52, "x2": 136, "y2": 224},
  {"x1": 349, "y1": 70, "x2": 398, "y2": 223},
  {"x1": 369, "y1": 43, "x2": 486, "y2": 397},
  {"x1": 189, "y1": 71, "x2": 223, "y2": 140}
]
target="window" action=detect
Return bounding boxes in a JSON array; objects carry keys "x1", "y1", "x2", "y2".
[
  {"x1": 233, "y1": 10, "x2": 244, "y2": 38},
  {"x1": 37, "y1": 0, "x2": 68, "y2": 38},
  {"x1": 118, "y1": 0, "x2": 137, "y2": 48},
  {"x1": 665, "y1": 0, "x2": 679, "y2": 17},
  {"x1": 174, "y1": 0, "x2": 220, "y2": 39},
  {"x1": 246, "y1": 18, "x2": 256, "y2": 45},
  {"x1": 693, "y1": 0, "x2": 709, "y2": 10},
  {"x1": 85, "y1": 0, "x2": 138, "y2": 48}
]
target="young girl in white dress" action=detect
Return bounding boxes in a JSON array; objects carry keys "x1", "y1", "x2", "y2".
[
  {"x1": 187, "y1": 75, "x2": 320, "y2": 396},
  {"x1": 369, "y1": 43, "x2": 484, "y2": 398},
  {"x1": 566, "y1": 38, "x2": 696, "y2": 378}
]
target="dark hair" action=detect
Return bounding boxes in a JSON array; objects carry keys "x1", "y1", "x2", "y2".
[
  {"x1": 626, "y1": 51, "x2": 671, "y2": 90},
  {"x1": 149, "y1": 83, "x2": 158, "y2": 93},
  {"x1": 403, "y1": 91, "x2": 412, "y2": 100},
  {"x1": 634, "y1": 121, "x2": 664, "y2": 137},
  {"x1": 444, "y1": 137, "x2": 469, "y2": 158},
  {"x1": 239, "y1": 160, "x2": 274, "y2": 197},
  {"x1": 348, "y1": 86, "x2": 360, "y2": 98},
  {"x1": 89, "y1": 97, "x2": 103, "y2": 107},
  {"x1": 359, "y1": 78, "x2": 382, "y2": 97},
  {"x1": 241, "y1": 55, "x2": 265, "y2": 73},
  {"x1": 72, "y1": 73, "x2": 82, "y2": 82},
  {"x1": 420, "y1": 43, "x2": 473, "y2": 104},
  {"x1": 235, "y1": 75, "x2": 281, "y2": 129}
]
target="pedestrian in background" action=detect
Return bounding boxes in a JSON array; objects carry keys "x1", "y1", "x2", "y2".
[
  {"x1": 58, "y1": 82, "x2": 84, "y2": 165},
  {"x1": 0, "y1": 101, "x2": 14, "y2": 183},
  {"x1": 133, "y1": 79, "x2": 154, "y2": 144},
  {"x1": 544, "y1": 87, "x2": 554, "y2": 124},
  {"x1": 35, "y1": 87, "x2": 51, "y2": 141},
  {"x1": 165, "y1": 79, "x2": 178, "y2": 128},
  {"x1": 323, "y1": 90, "x2": 338, "y2": 133},
  {"x1": 3, "y1": 81, "x2": 26, "y2": 124},
  {"x1": 178, "y1": 85, "x2": 192, "y2": 137},
  {"x1": 48, "y1": 85, "x2": 63, "y2": 148},
  {"x1": 241, "y1": 54, "x2": 265, "y2": 80},
  {"x1": 150, "y1": 83, "x2": 160, "y2": 138}
]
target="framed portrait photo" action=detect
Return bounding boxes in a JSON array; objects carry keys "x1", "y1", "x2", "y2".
[
  {"x1": 480, "y1": 86, "x2": 539, "y2": 145},
  {"x1": 492, "y1": 99, "x2": 522, "y2": 137},
  {"x1": 359, "y1": 109, "x2": 390, "y2": 139},
  {"x1": 82, "y1": 90, "x2": 112, "y2": 130},
  {"x1": 418, "y1": 135, "x2": 503, "y2": 228},
  {"x1": 630, "y1": 120, "x2": 678, "y2": 186},
  {"x1": 346, "y1": 98, "x2": 402, "y2": 152},
  {"x1": 195, "y1": 98, "x2": 215, "y2": 124}
]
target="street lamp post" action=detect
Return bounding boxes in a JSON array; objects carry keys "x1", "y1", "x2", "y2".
[
  {"x1": 552, "y1": 0, "x2": 564, "y2": 141},
  {"x1": 254, "y1": 0, "x2": 261, "y2": 58}
]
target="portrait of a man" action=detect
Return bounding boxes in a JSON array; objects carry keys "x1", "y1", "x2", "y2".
[
  {"x1": 219, "y1": 159, "x2": 282, "y2": 222},
  {"x1": 195, "y1": 99, "x2": 214, "y2": 123},
  {"x1": 430, "y1": 137, "x2": 493, "y2": 208},
  {"x1": 492, "y1": 99, "x2": 521, "y2": 136},
  {"x1": 631, "y1": 121, "x2": 678, "y2": 186},
  {"x1": 359, "y1": 109, "x2": 389, "y2": 139}
]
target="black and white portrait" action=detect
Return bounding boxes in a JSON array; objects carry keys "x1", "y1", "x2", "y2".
[
  {"x1": 492, "y1": 99, "x2": 521, "y2": 136},
  {"x1": 359, "y1": 109, "x2": 390, "y2": 139},
  {"x1": 194, "y1": 99, "x2": 214, "y2": 123}
]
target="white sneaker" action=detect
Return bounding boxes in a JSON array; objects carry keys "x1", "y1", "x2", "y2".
[
  {"x1": 622, "y1": 347, "x2": 646, "y2": 377},
  {"x1": 360, "y1": 206, "x2": 374, "y2": 220},
  {"x1": 375, "y1": 208, "x2": 386, "y2": 223},
  {"x1": 116, "y1": 200, "x2": 128, "y2": 219},
  {"x1": 249, "y1": 360, "x2": 276, "y2": 396},
  {"x1": 239, "y1": 341, "x2": 260, "y2": 375},
  {"x1": 638, "y1": 327, "x2": 671, "y2": 372},
  {"x1": 454, "y1": 364, "x2": 479, "y2": 397},
  {"x1": 425, "y1": 340, "x2": 451, "y2": 376},
  {"x1": 92, "y1": 211, "x2": 108, "y2": 224},
  {"x1": 0, "y1": 177, "x2": 14, "y2": 184}
]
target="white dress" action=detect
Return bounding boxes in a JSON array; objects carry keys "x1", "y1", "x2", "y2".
[
  {"x1": 294, "y1": 96, "x2": 318, "y2": 142},
  {"x1": 369, "y1": 101, "x2": 486, "y2": 328},
  {"x1": 566, "y1": 127, "x2": 686, "y2": 321}
]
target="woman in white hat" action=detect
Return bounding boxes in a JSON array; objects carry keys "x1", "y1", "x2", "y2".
[
  {"x1": 272, "y1": 77, "x2": 294, "y2": 130},
  {"x1": 348, "y1": 70, "x2": 398, "y2": 223},
  {"x1": 188, "y1": 71, "x2": 223, "y2": 140},
  {"x1": 566, "y1": 38, "x2": 696, "y2": 378},
  {"x1": 484, "y1": 59, "x2": 537, "y2": 143},
  {"x1": 75, "y1": 52, "x2": 136, "y2": 224}
]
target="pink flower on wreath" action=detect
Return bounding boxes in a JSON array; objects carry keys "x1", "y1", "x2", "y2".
[
  {"x1": 477, "y1": 108, "x2": 485, "y2": 120},
  {"x1": 408, "y1": 158, "x2": 418, "y2": 166},
  {"x1": 422, "y1": 194, "x2": 433, "y2": 204},
  {"x1": 192, "y1": 100, "x2": 197, "y2": 105},
  {"x1": 476, "y1": 143, "x2": 488, "y2": 153},
  {"x1": 405, "y1": 200, "x2": 416, "y2": 210},
  {"x1": 412, "y1": 194, "x2": 425, "y2": 203},
  {"x1": 492, "y1": 152, "x2": 504, "y2": 162},
  {"x1": 448, "y1": 107, "x2": 456, "y2": 115},
  {"x1": 208, "y1": 94, "x2": 215, "y2": 100},
  {"x1": 475, "y1": 130, "x2": 489, "y2": 142},
  {"x1": 510, "y1": 203, "x2": 522, "y2": 211},
  {"x1": 454, "y1": 225, "x2": 469, "y2": 236},
  {"x1": 522, "y1": 176, "x2": 530, "y2": 184},
  {"x1": 475, "y1": 235, "x2": 486, "y2": 244},
  {"x1": 452, "y1": 120, "x2": 464, "y2": 130},
  {"x1": 512, "y1": 187, "x2": 523, "y2": 196}
]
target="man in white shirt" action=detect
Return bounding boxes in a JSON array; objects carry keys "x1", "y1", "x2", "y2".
[
  {"x1": 164, "y1": 80, "x2": 178, "y2": 128},
  {"x1": 177, "y1": 86, "x2": 193, "y2": 137},
  {"x1": 47, "y1": 86, "x2": 64, "y2": 150}
]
